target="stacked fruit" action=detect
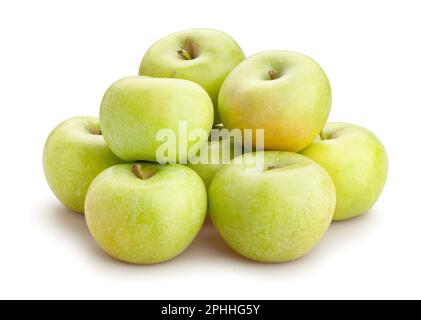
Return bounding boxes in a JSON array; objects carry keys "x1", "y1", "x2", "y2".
[{"x1": 43, "y1": 29, "x2": 388, "y2": 264}]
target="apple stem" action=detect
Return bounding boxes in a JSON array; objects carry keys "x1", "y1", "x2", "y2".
[
  {"x1": 177, "y1": 49, "x2": 192, "y2": 60},
  {"x1": 268, "y1": 70, "x2": 279, "y2": 80},
  {"x1": 320, "y1": 130, "x2": 327, "y2": 140},
  {"x1": 132, "y1": 164, "x2": 155, "y2": 180},
  {"x1": 90, "y1": 127, "x2": 102, "y2": 135}
]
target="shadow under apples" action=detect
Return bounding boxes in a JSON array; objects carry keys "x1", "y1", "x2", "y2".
[
  {"x1": 42, "y1": 202, "x2": 122, "y2": 265},
  {"x1": 44, "y1": 201, "x2": 245, "y2": 268},
  {"x1": 186, "y1": 208, "x2": 381, "y2": 272},
  {"x1": 42, "y1": 200, "x2": 381, "y2": 272},
  {"x1": 180, "y1": 220, "x2": 247, "y2": 262},
  {"x1": 319, "y1": 208, "x2": 380, "y2": 249},
  {"x1": 284, "y1": 208, "x2": 381, "y2": 268}
]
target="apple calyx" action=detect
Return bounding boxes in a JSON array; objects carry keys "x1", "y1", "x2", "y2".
[
  {"x1": 132, "y1": 164, "x2": 155, "y2": 180},
  {"x1": 89, "y1": 127, "x2": 102, "y2": 135},
  {"x1": 268, "y1": 70, "x2": 280, "y2": 80},
  {"x1": 266, "y1": 165, "x2": 277, "y2": 171}
]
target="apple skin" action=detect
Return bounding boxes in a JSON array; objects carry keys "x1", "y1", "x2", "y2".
[
  {"x1": 218, "y1": 51, "x2": 332, "y2": 152},
  {"x1": 301, "y1": 122, "x2": 388, "y2": 221},
  {"x1": 208, "y1": 151, "x2": 336, "y2": 262},
  {"x1": 85, "y1": 163, "x2": 207, "y2": 264},
  {"x1": 100, "y1": 76, "x2": 213, "y2": 162},
  {"x1": 43, "y1": 117, "x2": 123, "y2": 214},
  {"x1": 186, "y1": 137, "x2": 237, "y2": 189},
  {"x1": 139, "y1": 28, "x2": 246, "y2": 124}
]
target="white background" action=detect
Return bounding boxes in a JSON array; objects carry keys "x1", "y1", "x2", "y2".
[{"x1": 1, "y1": 0, "x2": 420, "y2": 300}]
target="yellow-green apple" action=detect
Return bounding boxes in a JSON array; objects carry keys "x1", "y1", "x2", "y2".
[
  {"x1": 187, "y1": 136, "x2": 239, "y2": 189},
  {"x1": 301, "y1": 122, "x2": 388, "y2": 221},
  {"x1": 139, "y1": 28, "x2": 245, "y2": 124},
  {"x1": 85, "y1": 163, "x2": 207, "y2": 264},
  {"x1": 218, "y1": 51, "x2": 332, "y2": 152},
  {"x1": 209, "y1": 151, "x2": 336, "y2": 262},
  {"x1": 43, "y1": 117, "x2": 123, "y2": 214},
  {"x1": 100, "y1": 76, "x2": 213, "y2": 163}
]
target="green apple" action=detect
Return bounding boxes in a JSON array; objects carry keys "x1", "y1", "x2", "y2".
[
  {"x1": 301, "y1": 122, "x2": 388, "y2": 221},
  {"x1": 139, "y1": 28, "x2": 246, "y2": 124},
  {"x1": 43, "y1": 117, "x2": 123, "y2": 213},
  {"x1": 218, "y1": 51, "x2": 332, "y2": 152},
  {"x1": 100, "y1": 76, "x2": 213, "y2": 162},
  {"x1": 187, "y1": 136, "x2": 239, "y2": 189},
  {"x1": 85, "y1": 163, "x2": 207, "y2": 264},
  {"x1": 209, "y1": 151, "x2": 336, "y2": 262}
]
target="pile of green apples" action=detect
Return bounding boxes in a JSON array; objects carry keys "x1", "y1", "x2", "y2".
[{"x1": 43, "y1": 29, "x2": 388, "y2": 264}]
